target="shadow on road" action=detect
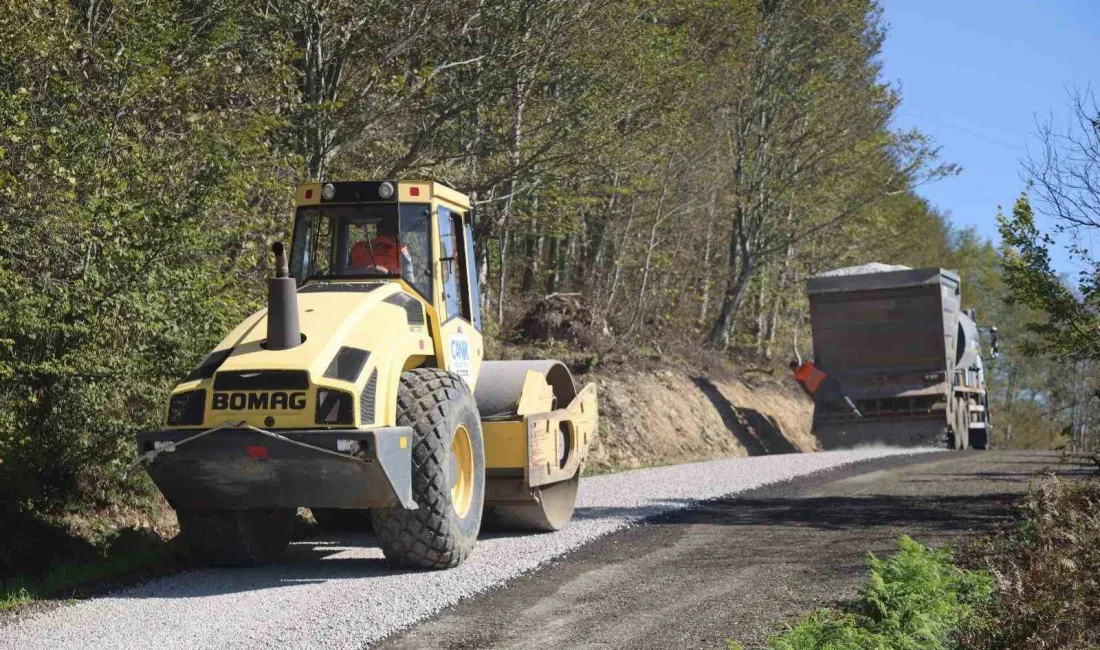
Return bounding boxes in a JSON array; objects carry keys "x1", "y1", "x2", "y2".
[
  {"x1": 565, "y1": 492, "x2": 1020, "y2": 534},
  {"x1": 904, "y1": 468, "x2": 1096, "y2": 484},
  {"x1": 569, "y1": 450, "x2": 1094, "y2": 533},
  {"x1": 114, "y1": 533, "x2": 413, "y2": 599}
]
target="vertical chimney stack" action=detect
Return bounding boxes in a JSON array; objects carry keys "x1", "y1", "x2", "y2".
[{"x1": 266, "y1": 242, "x2": 302, "y2": 350}]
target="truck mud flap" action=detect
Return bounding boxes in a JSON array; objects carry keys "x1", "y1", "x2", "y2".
[
  {"x1": 814, "y1": 417, "x2": 950, "y2": 450},
  {"x1": 134, "y1": 425, "x2": 415, "y2": 510}
]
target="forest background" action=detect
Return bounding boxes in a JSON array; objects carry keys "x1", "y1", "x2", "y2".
[{"x1": 1, "y1": 0, "x2": 1094, "y2": 528}]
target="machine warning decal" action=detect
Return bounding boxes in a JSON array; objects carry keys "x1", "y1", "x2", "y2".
[
  {"x1": 212, "y1": 391, "x2": 307, "y2": 411},
  {"x1": 450, "y1": 334, "x2": 472, "y2": 383}
]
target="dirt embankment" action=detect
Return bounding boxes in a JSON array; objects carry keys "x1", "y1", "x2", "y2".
[
  {"x1": 507, "y1": 295, "x2": 817, "y2": 470},
  {"x1": 581, "y1": 364, "x2": 816, "y2": 473}
]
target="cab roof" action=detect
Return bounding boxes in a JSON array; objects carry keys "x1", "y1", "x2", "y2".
[{"x1": 295, "y1": 180, "x2": 470, "y2": 210}]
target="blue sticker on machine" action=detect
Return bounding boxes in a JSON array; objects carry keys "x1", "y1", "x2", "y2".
[{"x1": 450, "y1": 335, "x2": 472, "y2": 382}]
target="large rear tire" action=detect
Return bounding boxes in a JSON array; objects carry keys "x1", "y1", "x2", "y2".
[
  {"x1": 486, "y1": 473, "x2": 580, "y2": 532},
  {"x1": 176, "y1": 508, "x2": 294, "y2": 566},
  {"x1": 372, "y1": 368, "x2": 485, "y2": 569}
]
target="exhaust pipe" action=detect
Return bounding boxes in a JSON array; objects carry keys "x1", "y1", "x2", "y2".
[{"x1": 266, "y1": 242, "x2": 302, "y2": 350}]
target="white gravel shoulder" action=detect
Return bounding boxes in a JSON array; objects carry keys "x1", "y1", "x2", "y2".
[{"x1": 0, "y1": 449, "x2": 930, "y2": 650}]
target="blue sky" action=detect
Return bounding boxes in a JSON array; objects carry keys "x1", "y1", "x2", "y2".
[{"x1": 880, "y1": 0, "x2": 1098, "y2": 275}]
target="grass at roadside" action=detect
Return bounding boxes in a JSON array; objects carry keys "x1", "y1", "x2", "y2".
[
  {"x1": 0, "y1": 508, "x2": 181, "y2": 612},
  {"x1": 734, "y1": 458, "x2": 1100, "y2": 650},
  {"x1": 727, "y1": 536, "x2": 994, "y2": 650},
  {"x1": 962, "y1": 473, "x2": 1100, "y2": 650},
  {"x1": 1, "y1": 547, "x2": 177, "y2": 611},
  {"x1": 0, "y1": 509, "x2": 322, "y2": 613}
]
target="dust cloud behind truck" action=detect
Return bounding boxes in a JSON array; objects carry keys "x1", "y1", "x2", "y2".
[{"x1": 806, "y1": 264, "x2": 992, "y2": 450}]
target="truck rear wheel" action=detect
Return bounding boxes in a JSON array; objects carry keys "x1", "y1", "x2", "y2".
[
  {"x1": 176, "y1": 508, "x2": 294, "y2": 566},
  {"x1": 970, "y1": 428, "x2": 989, "y2": 450},
  {"x1": 372, "y1": 368, "x2": 485, "y2": 569},
  {"x1": 953, "y1": 396, "x2": 970, "y2": 449}
]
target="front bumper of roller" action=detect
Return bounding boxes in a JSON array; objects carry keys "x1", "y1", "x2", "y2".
[{"x1": 134, "y1": 424, "x2": 415, "y2": 510}]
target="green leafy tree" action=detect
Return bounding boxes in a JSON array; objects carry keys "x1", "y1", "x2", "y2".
[
  {"x1": 999, "y1": 194, "x2": 1100, "y2": 358},
  {"x1": 0, "y1": 0, "x2": 297, "y2": 516}
]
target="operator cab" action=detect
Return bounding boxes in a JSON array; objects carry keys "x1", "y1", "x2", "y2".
[{"x1": 290, "y1": 180, "x2": 482, "y2": 331}]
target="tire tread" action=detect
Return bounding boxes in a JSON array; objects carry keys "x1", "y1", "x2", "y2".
[{"x1": 372, "y1": 368, "x2": 482, "y2": 569}]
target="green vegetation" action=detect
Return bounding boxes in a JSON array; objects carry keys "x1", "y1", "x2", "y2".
[
  {"x1": 0, "y1": 522, "x2": 176, "y2": 611},
  {"x1": 995, "y1": 90, "x2": 1100, "y2": 452},
  {"x1": 0, "y1": 508, "x2": 322, "y2": 610},
  {"x1": 0, "y1": 546, "x2": 174, "y2": 612},
  {"x1": 728, "y1": 536, "x2": 994, "y2": 650},
  {"x1": 733, "y1": 464, "x2": 1100, "y2": 650},
  {"x1": 0, "y1": 0, "x2": 295, "y2": 523},
  {"x1": 963, "y1": 472, "x2": 1100, "y2": 650}
]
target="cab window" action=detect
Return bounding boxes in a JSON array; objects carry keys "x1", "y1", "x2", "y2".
[
  {"x1": 290, "y1": 203, "x2": 429, "y2": 290},
  {"x1": 437, "y1": 206, "x2": 471, "y2": 322},
  {"x1": 399, "y1": 204, "x2": 433, "y2": 300},
  {"x1": 463, "y1": 221, "x2": 482, "y2": 331}
]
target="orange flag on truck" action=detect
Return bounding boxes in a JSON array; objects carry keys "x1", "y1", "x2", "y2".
[{"x1": 793, "y1": 361, "x2": 827, "y2": 395}]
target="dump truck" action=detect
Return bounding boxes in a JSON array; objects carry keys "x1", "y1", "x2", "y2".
[
  {"x1": 131, "y1": 180, "x2": 598, "y2": 569},
  {"x1": 805, "y1": 264, "x2": 993, "y2": 450}
]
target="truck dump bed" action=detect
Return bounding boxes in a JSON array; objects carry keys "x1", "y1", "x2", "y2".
[
  {"x1": 808, "y1": 267, "x2": 960, "y2": 379},
  {"x1": 807, "y1": 265, "x2": 962, "y2": 448}
]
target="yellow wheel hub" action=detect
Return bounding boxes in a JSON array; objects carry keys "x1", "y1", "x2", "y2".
[{"x1": 449, "y1": 424, "x2": 474, "y2": 518}]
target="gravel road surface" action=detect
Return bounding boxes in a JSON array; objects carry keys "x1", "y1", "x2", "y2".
[
  {"x1": 378, "y1": 450, "x2": 1090, "y2": 650},
  {"x1": 0, "y1": 449, "x2": 926, "y2": 650}
]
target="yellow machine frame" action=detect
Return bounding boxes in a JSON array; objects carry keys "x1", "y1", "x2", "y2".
[{"x1": 162, "y1": 180, "x2": 596, "y2": 494}]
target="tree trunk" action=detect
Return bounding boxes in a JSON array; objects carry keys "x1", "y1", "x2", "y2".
[
  {"x1": 496, "y1": 229, "x2": 509, "y2": 325},
  {"x1": 709, "y1": 223, "x2": 752, "y2": 349},
  {"x1": 625, "y1": 156, "x2": 674, "y2": 336},
  {"x1": 699, "y1": 186, "x2": 718, "y2": 322},
  {"x1": 754, "y1": 272, "x2": 768, "y2": 352},
  {"x1": 604, "y1": 196, "x2": 637, "y2": 316},
  {"x1": 591, "y1": 170, "x2": 620, "y2": 270},
  {"x1": 520, "y1": 231, "x2": 538, "y2": 293},
  {"x1": 544, "y1": 237, "x2": 559, "y2": 294}
]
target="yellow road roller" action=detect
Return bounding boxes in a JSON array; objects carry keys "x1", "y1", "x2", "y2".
[{"x1": 133, "y1": 180, "x2": 597, "y2": 569}]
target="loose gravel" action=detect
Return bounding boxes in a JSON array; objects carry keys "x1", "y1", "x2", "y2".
[
  {"x1": 0, "y1": 449, "x2": 928, "y2": 650},
  {"x1": 814, "y1": 262, "x2": 911, "y2": 277}
]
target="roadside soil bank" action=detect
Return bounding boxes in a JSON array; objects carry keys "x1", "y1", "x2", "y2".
[
  {"x1": 501, "y1": 294, "x2": 816, "y2": 467},
  {"x1": 583, "y1": 363, "x2": 815, "y2": 473}
]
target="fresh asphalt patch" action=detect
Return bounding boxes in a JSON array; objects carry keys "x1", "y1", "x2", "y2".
[{"x1": 376, "y1": 450, "x2": 1087, "y2": 650}]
